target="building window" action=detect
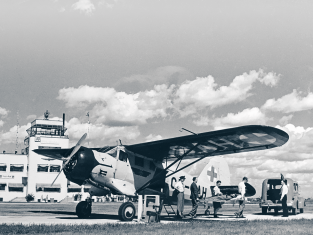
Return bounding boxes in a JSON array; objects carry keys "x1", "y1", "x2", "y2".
[
  {"x1": 50, "y1": 165, "x2": 61, "y2": 172},
  {"x1": 36, "y1": 184, "x2": 60, "y2": 192},
  {"x1": 37, "y1": 164, "x2": 49, "y2": 172},
  {"x1": 68, "y1": 188, "x2": 81, "y2": 193},
  {"x1": 0, "y1": 164, "x2": 7, "y2": 172},
  {"x1": 10, "y1": 164, "x2": 24, "y2": 172},
  {"x1": 0, "y1": 184, "x2": 6, "y2": 191},
  {"x1": 9, "y1": 186, "x2": 23, "y2": 192},
  {"x1": 135, "y1": 156, "x2": 144, "y2": 167},
  {"x1": 43, "y1": 188, "x2": 60, "y2": 192}
]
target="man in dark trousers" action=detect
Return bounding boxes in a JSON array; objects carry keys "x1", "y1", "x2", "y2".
[{"x1": 188, "y1": 177, "x2": 199, "y2": 218}]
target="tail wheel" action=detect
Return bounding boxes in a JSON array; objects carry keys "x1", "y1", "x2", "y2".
[
  {"x1": 76, "y1": 201, "x2": 92, "y2": 218},
  {"x1": 118, "y1": 202, "x2": 136, "y2": 221}
]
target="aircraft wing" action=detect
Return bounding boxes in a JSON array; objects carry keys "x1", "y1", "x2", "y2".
[
  {"x1": 126, "y1": 125, "x2": 289, "y2": 162},
  {"x1": 32, "y1": 148, "x2": 72, "y2": 160}
]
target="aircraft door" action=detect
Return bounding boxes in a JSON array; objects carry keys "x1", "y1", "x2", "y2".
[{"x1": 114, "y1": 149, "x2": 130, "y2": 181}]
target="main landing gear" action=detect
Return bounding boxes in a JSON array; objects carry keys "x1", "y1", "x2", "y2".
[
  {"x1": 75, "y1": 198, "x2": 136, "y2": 221},
  {"x1": 118, "y1": 202, "x2": 136, "y2": 221},
  {"x1": 76, "y1": 199, "x2": 92, "y2": 218}
]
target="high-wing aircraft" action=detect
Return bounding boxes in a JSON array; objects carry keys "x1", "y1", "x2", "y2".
[{"x1": 34, "y1": 125, "x2": 289, "y2": 221}]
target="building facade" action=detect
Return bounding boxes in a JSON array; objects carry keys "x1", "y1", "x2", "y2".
[{"x1": 0, "y1": 117, "x2": 85, "y2": 202}]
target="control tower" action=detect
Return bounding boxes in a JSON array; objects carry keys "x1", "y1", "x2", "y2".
[{"x1": 24, "y1": 111, "x2": 69, "y2": 202}]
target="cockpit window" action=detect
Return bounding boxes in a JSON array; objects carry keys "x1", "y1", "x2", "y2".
[{"x1": 119, "y1": 151, "x2": 128, "y2": 162}]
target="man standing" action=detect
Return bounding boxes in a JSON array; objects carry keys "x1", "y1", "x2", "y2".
[
  {"x1": 280, "y1": 179, "x2": 289, "y2": 217},
  {"x1": 235, "y1": 177, "x2": 248, "y2": 218},
  {"x1": 188, "y1": 177, "x2": 199, "y2": 218},
  {"x1": 213, "y1": 180, "x2": 223, "y2": 218},
  {"x1": 174, "y1": 176, "x2": 186, "y2": 219}
]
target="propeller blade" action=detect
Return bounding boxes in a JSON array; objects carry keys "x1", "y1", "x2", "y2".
[
  {"x1": 51, "y1": 133, "x2": 87, "y2": 186},
  {"x1": 62, "y1": 133, "x2": 87, "y2": 167}
]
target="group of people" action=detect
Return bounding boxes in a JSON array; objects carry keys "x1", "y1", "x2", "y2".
[{"x1": 174, "y1": 175, "x2": 290, "y2": 219}]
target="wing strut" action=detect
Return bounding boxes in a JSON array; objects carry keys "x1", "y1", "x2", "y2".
[{"x1": 135, "y1": 143, "x2": 201, "y2": 194}]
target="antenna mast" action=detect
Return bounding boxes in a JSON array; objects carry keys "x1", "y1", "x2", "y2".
[
  {"x1": 86, "y1": 112, "x2": 90, "y2": 147},
  {"x1": 15, "y1": 110, "x2": 19, "y2": 153}
]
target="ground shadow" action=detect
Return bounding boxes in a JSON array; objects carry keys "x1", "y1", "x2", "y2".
[{"x1": 28, "y1": 210, "x2": 120, "y2": 220}]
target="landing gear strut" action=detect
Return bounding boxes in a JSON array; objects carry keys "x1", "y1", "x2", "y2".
[
  {"x1": 76, "y1": 199, "x2": 92, "y2": 218},
  {"x1": 118, "y1": 202, "x2": 136, "y2": 221}
]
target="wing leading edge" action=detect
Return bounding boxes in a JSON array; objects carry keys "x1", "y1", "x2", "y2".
[{"x1": 126, "y1": 125, "x2": 289, "y2": 162}]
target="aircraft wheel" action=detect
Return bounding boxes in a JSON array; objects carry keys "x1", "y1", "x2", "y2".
[
  {"x1": 205, "y1": 210, "x2": 210, "y2": 216},
  {"x1": 274, "y1": 209, "x2": 278, "y2": 214},
  {"x1": 76, "y1": 201, "x2": 92, "y2": 218},
  {"x1": 262, "y1": 207, "x2": 267, "y2": 215},
  {"x1": 118, "y1": 202, "x2": 136, "y2": 221},
  {"x1": 292, "y1": 208, "x2": 297, "y2": 215},
  {"x1": 300, "y1": 208, "x2": 304, "y2": 213}
]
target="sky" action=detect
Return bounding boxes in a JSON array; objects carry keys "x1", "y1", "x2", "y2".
[{"x1": 0, "y1": 0, "x2": 313, "y2": 197}]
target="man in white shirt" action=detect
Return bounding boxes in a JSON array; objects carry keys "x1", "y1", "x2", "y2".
[
  {"x1": 174, "y1": 176, "x2": 186, "y2": 219},
  {"x1": 213, "y1": 180, "x2": 223, "y2": 218},
  {"x1": 235, "y1": 177, "x2": 248, "y2": 218},
  {"x1": 280, "y1": 179, "x2": 289, "y2": 217}
]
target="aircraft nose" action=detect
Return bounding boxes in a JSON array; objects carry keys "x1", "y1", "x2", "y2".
[{"x1": 64, "y1": 147, "x2": 98, "y2": 185}]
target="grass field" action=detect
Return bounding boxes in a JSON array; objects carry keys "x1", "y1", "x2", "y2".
[
  {"x1": 1, "y1": 220, "x2": 313, "y2": 235},
  {"x1": 1, "y1": 202, "x2": 313, "y2": 234}
]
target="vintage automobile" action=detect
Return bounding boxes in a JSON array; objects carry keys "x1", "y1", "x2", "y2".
[{"x1": 259, "y1": 178, "x2": 305, "y2": 215}]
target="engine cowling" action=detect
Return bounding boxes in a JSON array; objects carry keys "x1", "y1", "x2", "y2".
[{"x1": 64, "y1": 147, "x2": 98, "y2": 185}]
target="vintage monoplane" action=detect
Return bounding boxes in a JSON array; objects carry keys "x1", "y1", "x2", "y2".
[{"x1": 34, "y1": 125, "x2": 289, "y2": 221}]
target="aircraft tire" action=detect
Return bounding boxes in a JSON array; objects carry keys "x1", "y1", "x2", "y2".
[
  {"x1": 118, "y1": 202, "x2": 136, "y2": 221},
  {"x1": 76, "y1": 201, "x2": 92, "y2": 218},
  {"x1": 262, "y1": 207, "x2": 267, "y2": 215},
  {"x1": 204, "y1": 210, "x2": 210, "y2": 216},
  {"x1": 300, "y1": 208, "x2": 304, "y2": 213},
  {"x1": 292, "y1": 208, "x2": 297, "y2": 215}
]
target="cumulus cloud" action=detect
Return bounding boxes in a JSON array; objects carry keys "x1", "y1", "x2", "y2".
[
  {"x1": 26, "y1": 114, "x2": 37, "y2": 120},
  {"x1": 194, "y1": 107, "x2": 267, "y2": 129},
  {"x1": 279, "y1": 115, "x2": 293, "y2": 126},
  {"x1": 58, "y1": 84, "x2": 174, "y2": 126},
  {"x1": 145, "y1": 134, "x2": 163, "y2": 142},
  {"x1": 0, "y1": 123, "x2": 30, "y2": 145},
  {"x1": 0, "y1": 107, "x2": 9, "y2": 117},
  {"x1": 262, "y1": 89, "x2": 313, "y2": 113},
  {"x1": 72, "y1": 0, "x2": 95, "y2": 15},
  {"x1": 173, "y1": 70, "x2": 280, "y2": 117},
  {"x1": 66, "y1": 117, "x2": 140, "y2": 147},
  {"x1": 115, "y1": 66, "x2": 193, "y2": 93}
]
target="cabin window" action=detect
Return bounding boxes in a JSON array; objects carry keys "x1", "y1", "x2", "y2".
[
  {"x1": 149, "y1": 161, "x2": 155, "y2": 171},
  {"x1": 135, "y1": 156, "x2": 144, "y2": 167},
  {"x1": 10, "y1": 164, "x2": 24, "y2": 172},
  {"x1": 37, "y1": 164, "x2": 49, "y2": 172},
  {"x1": 0, "y1": 164, "x2": 6, "y2": 172},
  {"x1": 50, "y1": 165, "x2": 61, "y2": 172},
  {"x1": 119, "y1": 151, "x2": 128, "y2": 162}
]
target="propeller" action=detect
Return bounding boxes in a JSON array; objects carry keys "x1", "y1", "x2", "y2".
[{"x1": 51, "y1": 133, "x2": 87, "y2": 186}]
